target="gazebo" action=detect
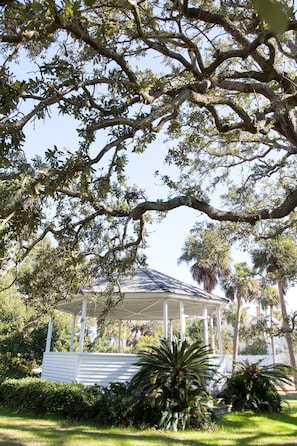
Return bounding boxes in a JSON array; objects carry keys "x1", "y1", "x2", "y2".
[{"x1": 41, "y1": 268, "x2": 228, "y2": 386}]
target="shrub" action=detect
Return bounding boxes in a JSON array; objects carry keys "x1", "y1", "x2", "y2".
[
  {"x1": 0, "y1": 377, "x2": 96, "y2": 417},
  {"x1": 93, "y1": 381, "x2": 161, "y2": 427},
  {"x1": 220, "y1": 360, "x2": 294, "y2": 413},
  {"x1": 129, "y1": 337, "x2": 215, "y2": 431},
  {"x1": 0, "y1": 353, "x2": 216, "y2": 430},
  {"x1": 0, "y1": 377, "x2": 159, "y2": 427}
]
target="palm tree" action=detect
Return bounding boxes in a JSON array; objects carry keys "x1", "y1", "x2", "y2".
[
  {"x1": 129, "y1": 337, "x2": 214, "y2": 430},
  {"x1": 259, "y1": 285, "x2": 280, "y2": 364},
  {"x1": 221, "y1": 263, "x2": 260, "y2": 373},
  {"x1": 178, "y1": 224, "x2": 232, "y2": 292},
  {"x1": 252, "y1": 236, "x2": 297, "y2": 388}
]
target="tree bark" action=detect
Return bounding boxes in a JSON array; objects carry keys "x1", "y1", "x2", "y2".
[
  {"x1": 278, "y1": 280, "x2": 297, "y2": 390},
  {"x1": 232, "y1": 295, "x2": 242, "y2": 374},
  {"x1": 270, "y1": 303, "x2": 276, "y2": 364},
  {"x1": 130, "y1": 190, "x2": 297, "y2": 224}
]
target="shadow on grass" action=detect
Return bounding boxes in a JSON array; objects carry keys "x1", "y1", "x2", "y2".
[
  {"x1": 0, "y1": 422, "x2": 206, "y2": 446},
  {"x1": 0, "y1": 402, "x2": 297, "y2": 446},
  {"x1": 215, "y1": 403, "x2": 297, "y2": 446},
  {"x1": 0, "y1": 407, "x2": 206, "y2": 446}
]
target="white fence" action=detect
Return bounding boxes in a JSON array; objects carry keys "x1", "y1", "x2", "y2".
[
  {"x1": 224, "y1": 354, "x2": 290, "y2": 374},
  {"x1": 41, "y1": 352, "x2": 292, "y2": 388},
  {"x1": 41, "y1": 352, "x2": 139, "y2": 386}
]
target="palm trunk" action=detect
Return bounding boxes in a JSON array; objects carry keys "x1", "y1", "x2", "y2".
[
  {"x1": 278, "y1": 280, "x2": 297, "y2": 390},
  {"x1": 270, "y1": 303, "x2": 276, "y2": 364},
  {"x1": 232, "y1": 295, "x2": 241, "y2": 374}
]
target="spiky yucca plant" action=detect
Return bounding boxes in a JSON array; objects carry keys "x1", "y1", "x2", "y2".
[{"x1": 129, "y1": 337, "x2": 215, "y2": 430}]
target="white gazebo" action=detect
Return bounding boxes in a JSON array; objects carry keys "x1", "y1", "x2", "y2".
[{"x1": 41, "y1": 268, "x2": 228, "y2": 386}]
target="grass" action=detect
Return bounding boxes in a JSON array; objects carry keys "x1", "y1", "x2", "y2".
[{"x1": 0, "y1": 399, "x2": 296, "y2": 446}]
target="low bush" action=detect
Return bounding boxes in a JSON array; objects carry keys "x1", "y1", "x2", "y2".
[
  {"x1": 0, "y1": 378, "x2": 95, "y2": 416},
  {"x1": 92, "y1": 381, "x2": 161, "y2": 427},
  {"x1": 0, "y1": 377, "x2": 159, "y2": 427},
  {"x1": 220, "y1": 360, "x2": 294, "y2": 413}
]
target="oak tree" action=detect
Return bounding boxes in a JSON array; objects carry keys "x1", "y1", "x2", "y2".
[{"x1": 1, "y1": 0, "x2": 297, "y2": 280}]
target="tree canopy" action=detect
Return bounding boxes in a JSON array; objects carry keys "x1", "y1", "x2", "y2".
[{"x1": 1, "y1": 0, "x2": 297, "y2": 280}]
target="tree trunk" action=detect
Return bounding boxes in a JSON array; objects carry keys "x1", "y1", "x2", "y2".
[
  {"x1": 270, "y1": 303, "x2": 276, "y2": 364},
  {"x1": 232, "y1": 295, "x2": 241, "y2": 374},
  {"x1": 278, "y1": 280, "x2": 297, "y2": 390}
]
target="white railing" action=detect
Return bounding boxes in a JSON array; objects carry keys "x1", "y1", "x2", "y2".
[
  {"x1": 41, "y1": 352, "x2": 139, "y2": 386},
  {"x1": 41, "y1": 352, "x2": 292, "y2": 389},
  {"x1": 224, "y1": 354, "x2": 290, "y2": 374}
]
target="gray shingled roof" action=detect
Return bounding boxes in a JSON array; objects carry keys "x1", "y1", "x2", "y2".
[
  {"x1": 83, "y1": 267, "x2": 222, "y2": 298},
  {"x1": 58, "y1": 268, "x2": 228, "y2": 320}
]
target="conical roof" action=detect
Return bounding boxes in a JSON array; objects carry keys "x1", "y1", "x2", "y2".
[
  {"x1": 84, "y1": 268, "x2": 218, "y2": 295},
  {"x1": 58, "y1": 267, "x2": 228, "y2": 320}
]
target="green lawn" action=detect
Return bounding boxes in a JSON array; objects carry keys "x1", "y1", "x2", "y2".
[{"x1": 0, "y1": 400, "x2": 296, "y2": 446}]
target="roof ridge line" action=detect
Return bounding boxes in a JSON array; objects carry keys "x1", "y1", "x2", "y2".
[{"x1": 142, "y1": 268, "x2": 171, "y2": 292}]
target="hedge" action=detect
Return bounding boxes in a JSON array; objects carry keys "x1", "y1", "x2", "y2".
[{"x1": 0, "y1": 377, "x2": 160, "y2": 427}]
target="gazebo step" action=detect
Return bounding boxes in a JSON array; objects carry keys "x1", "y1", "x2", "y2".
[{"x1": 212, "y1": 403, "x2": 232, "y2": 416}]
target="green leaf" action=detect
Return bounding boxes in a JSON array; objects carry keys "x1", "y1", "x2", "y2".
[{"x1": 253, "y1": 0, "x2": 288, "y2": 34}]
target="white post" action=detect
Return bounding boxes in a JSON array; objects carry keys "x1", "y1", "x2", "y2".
[
  {"x1": 216, "y1": 306, "x2": 224, "y2": 355},
  {"x1": 210, "y1": 316, "x2": 215, "y2": 353},
  {"x1": 163, "y1": 300, "x2": 168, "y2": 338},
  {"x1": 169, "y1": 320, "x2": 173, "y2": 342},
  {"x1": 79, "y1": 298, "x2": 87, "y2": 353},
  {"x1": 118, "y1": 320, "x2": 122, "y2": 353},
  {"x1": 69, "y1": 314, "x2": 76, "y2": 352},
  {"x1": 180, "y1": 301, "x2": 186, "y2": 341},
  {"x1": 203, "y1": 306, "x2": 209, "y2": 347},
  {"x1": 45, "y1": 316, "x2": 53, "y2": 353}
]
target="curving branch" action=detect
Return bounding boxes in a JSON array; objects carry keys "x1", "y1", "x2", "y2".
[{"x1": 129, "y1": 191, "x2": 297, "y2": 224}]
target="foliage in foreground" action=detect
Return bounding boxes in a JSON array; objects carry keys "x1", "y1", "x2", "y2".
[
  {"x1": 0, "y1": 338, "x2": 217, "y2": 431},
  {"x1": 129, "y1": 337, "x2": 215, "y2": 431},
  {"x1": 0, "y1": 377, "x2": 159, "y2": 428},
  {"x1": 220, "y1": 360, "x2": 294, "y2": 413}
]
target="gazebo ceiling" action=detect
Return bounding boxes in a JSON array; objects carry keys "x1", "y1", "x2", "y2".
[{"x1": 57, "y1": 268, "x2": 228, "y2": 320}]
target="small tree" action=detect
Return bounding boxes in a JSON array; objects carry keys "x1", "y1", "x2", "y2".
[{"x1": 0, "y1": 273, "x2": 74, "y2": 375}]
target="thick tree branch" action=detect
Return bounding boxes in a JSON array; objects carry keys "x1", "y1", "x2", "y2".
[{"x1": 130, "y1": 191, "x2": 297, "y2": 223}]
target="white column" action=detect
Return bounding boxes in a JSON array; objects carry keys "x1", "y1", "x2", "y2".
[
  {"x1": 180, "y1": 301, "x2": 186, "y2": 341},
  {"x1": 169, "y1": 320, "x2": 173, "y2": 342},
  {"x1": 45, "y1": 316, "x2": 53, "y2": 353},
  {"x1": 163, "y1": 300, "x2": 168, "y2": 338},
  {"x1": 216, "y1": 306, "x2": 224, "y2": 355},
  {"x1": 69, "y1": 314, "x2": 76, "y2": 352},
  {"x1": 203, "y1": 306, "x2": 209, "y2": 347},
  {"x1": 79, "y1": 298, "x2": 87, "y2": 353},
  {"x1": 118, "y1": 320, "x2": 122, "y2": 353},
  {"x1": 210, "y1": 316, "x2": 215, "y2": 353}
]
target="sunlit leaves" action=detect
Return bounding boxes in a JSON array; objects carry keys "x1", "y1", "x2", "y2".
[
  {"x1": 1, "y1": 0, "x2": 297, "y2": 291},
  {"x1": 178, "y1": 223, "x2": 232, "y2": 292},
  {"x1": 252, "y1": 235, "x2": 297, "y2": 284}
]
